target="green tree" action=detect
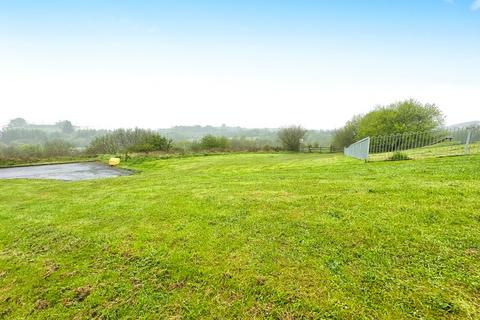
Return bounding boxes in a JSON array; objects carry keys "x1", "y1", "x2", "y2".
[
  {"x1": 57, "y1": 120, "x2": 75, "y2": 134},
  {"x1": 7, "y1": 118, "x2": 28, "y2": 128},
  {"x1": 357, "y1": 99, "x2": 444, "y2": 138},
  {"x1": 332, "y1": 115, "x2": 362, "y2": 150},
  {"x1": 277, "y1": 125, "x2": 307, "y2": 151},
  {"x1": 199, "y1": 135, "x2": 229, "y2": 150},
  {"x1": 334, "y1": 100, "x2": 445, "y2": 149}
]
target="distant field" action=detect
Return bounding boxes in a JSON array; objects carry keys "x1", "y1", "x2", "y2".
[{"x1": 1, "y1": 153, "x2": 479, "y2": 319}]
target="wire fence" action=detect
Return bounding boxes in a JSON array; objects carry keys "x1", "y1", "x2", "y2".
[{"x1": 344, "y1": 126, "x2": 480, "y2": 161}]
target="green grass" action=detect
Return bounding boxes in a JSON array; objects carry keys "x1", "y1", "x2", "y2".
[
  {"x1": 369, "y1": 141, "x2": 480, "y2": 161},
  {"x1": 1, "y1": 153, "x2": 479, "y2": 319}
]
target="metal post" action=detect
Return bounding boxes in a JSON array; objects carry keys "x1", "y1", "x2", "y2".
[{"x1": 464, "y1": 129, "x2": 472, "y2": 155}]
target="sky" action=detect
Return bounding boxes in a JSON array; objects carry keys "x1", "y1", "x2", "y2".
[{"x1": 0, "y1": 0, "x2": 479, "y2": 130}]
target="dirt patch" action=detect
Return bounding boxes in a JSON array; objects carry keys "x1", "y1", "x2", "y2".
[
  {"x1": 74, "y1": 286, "x2": 92, "y2": 301},
  {"x1": 43, "y1": 263, "x2": 59, "y2": 279},
  {"x1": 35, "y1": 299, "x2": 49, "y2": 310}
]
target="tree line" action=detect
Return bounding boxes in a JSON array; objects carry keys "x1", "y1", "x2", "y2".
[
  {"x1": 1, "y1": 119, "x2": 334, "y2": 148},
  {"x1": 0, "y1": 118, "x2": 108, "y2": 147},
  {"x1": 0, "y1": 99, "x2": 447, "y2": 165}
]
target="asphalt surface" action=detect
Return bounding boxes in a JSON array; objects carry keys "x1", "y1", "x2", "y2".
[{"x1": 0, "y1": 162, "x2": 133, "y2": 181}]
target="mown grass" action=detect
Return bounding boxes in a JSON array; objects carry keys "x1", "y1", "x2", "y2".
[
  {"x1": 0, "y1": 153, "x2": 479, "y2": 319},
  {"x1": 369, "y1": 141, "x2": 480, "y2": 161}
]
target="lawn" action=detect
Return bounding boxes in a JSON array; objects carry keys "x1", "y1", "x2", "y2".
[
  {"x1": 368, "y1": 141, "x2": 480, "y2": 161},
  {"x1": 0, "y1": 153, "x2": 479, "y2": 319}
]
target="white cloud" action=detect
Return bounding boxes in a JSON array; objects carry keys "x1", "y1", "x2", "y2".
[
  {"x1": 445, "y1": 0, "x2": 480, "y2": 10},
  {"x1": 472, "y1": 0, "x2": 480, "y2": 10}
]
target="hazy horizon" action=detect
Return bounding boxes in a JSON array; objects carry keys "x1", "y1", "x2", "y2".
[
  {"x1": 1, "y1": 1, "x2": 479, "y2": 130},
  {"x1": 2, "y1": 117, "x2": 479, "y2": 132}
]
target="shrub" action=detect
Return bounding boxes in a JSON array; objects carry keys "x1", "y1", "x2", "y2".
[
  {"x1": 128, "y1": 134, "x2": 172, "y2": 153},
  {"x1": 86, "y1": 128, "x2": 172, "y2": 156},
  {"x1": 388, "y1": 152, "x2": 411, "y2": 161},
  {"x1": 43, "y1": 139, "x2": 74, "y2": 157},
  {"x1": 179, "y1": 136, "x2": 278, "y2": 153},
  {"x1": 0, "y1": 139, "x2": 76, "y2": 164},
  {"x1": 199, "y1": 135, "x2": 229, "y2": 150}
]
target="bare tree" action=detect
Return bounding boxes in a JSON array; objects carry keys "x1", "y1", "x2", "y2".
[{"x1": 278, "y1": 125, "x2": 307, "y2": 151}]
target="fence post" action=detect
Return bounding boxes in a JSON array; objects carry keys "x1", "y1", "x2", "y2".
[{"x1": 464, "y1": 129, "x2": 472, "y2": 155}]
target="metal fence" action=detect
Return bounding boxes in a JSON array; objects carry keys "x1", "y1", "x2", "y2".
[
  {"x1": 344, "y1": 126, "x2": 480, "y2": 161},
  {"x1": 344, "y1": 137, "x2": 370, "y2": 160}
]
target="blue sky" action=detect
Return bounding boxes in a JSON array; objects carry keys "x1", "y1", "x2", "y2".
[{"x1": 0, "y1": 0, "x2": 479, "y2": 129}]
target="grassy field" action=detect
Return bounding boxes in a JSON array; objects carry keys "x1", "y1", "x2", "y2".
[{"x1": 1, "y1": 153, "x2": 479, "y2": 319}]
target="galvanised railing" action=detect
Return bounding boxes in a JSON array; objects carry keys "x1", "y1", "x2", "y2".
[
  {"x1": 344, "y1": 126, "x2": 480, "y2": 161},
  {"x1": 344, "y1": 137, "x2": 370, "y2": 161}
]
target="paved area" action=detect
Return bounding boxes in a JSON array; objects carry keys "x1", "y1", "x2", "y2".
[{"x1": 0, "y1": 162, "x2": 133, "y2": 181}]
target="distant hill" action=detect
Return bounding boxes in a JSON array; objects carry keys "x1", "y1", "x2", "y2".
[
  {"x1": 0, "y1": 119, "x2": 107, "y2": 147},
  {"x1": 1, "y1": 120, "x2": 335, "y2": 147},
  {"x1": 447, "y1": 121, "x2": 480, "y2": 129}
]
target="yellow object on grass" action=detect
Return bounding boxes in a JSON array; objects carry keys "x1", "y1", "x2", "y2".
[{"x1": 109, "y1": 158, "x2": 121, "y2": 166}]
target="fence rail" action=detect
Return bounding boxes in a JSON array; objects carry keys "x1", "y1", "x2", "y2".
[
  {"x1": 344, "y1": 126, "x2": 480, "y2": 161},
  {"x1": 302, "y1": 145, "x2": 336, "y2": 153}
]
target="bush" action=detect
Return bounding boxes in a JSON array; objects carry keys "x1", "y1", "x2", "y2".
[
  {"x1": 127, "y1": 134, "x2": 173, "y2": 153},
  {"x1": 199, "y1": 135, "x2": 229, "y2": 150},
  {"x1": 278, "y1": 126, "x2": 307, "y2": 151},
  {"x1": 86, "y1": 128, "x2": 172, "y2": 156},
  {"x1": 0, "y1": 139, "x2": 76, "y2": 164},
  {"x1": 43, "y1": 139, "x2": 74, "y2": 157},
  {"x1": 388, "y1": 152, "x2": 411, "y2": 161},
  {"x1": 177, "y1": 136, "x2": 279, "y2": 153}
]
